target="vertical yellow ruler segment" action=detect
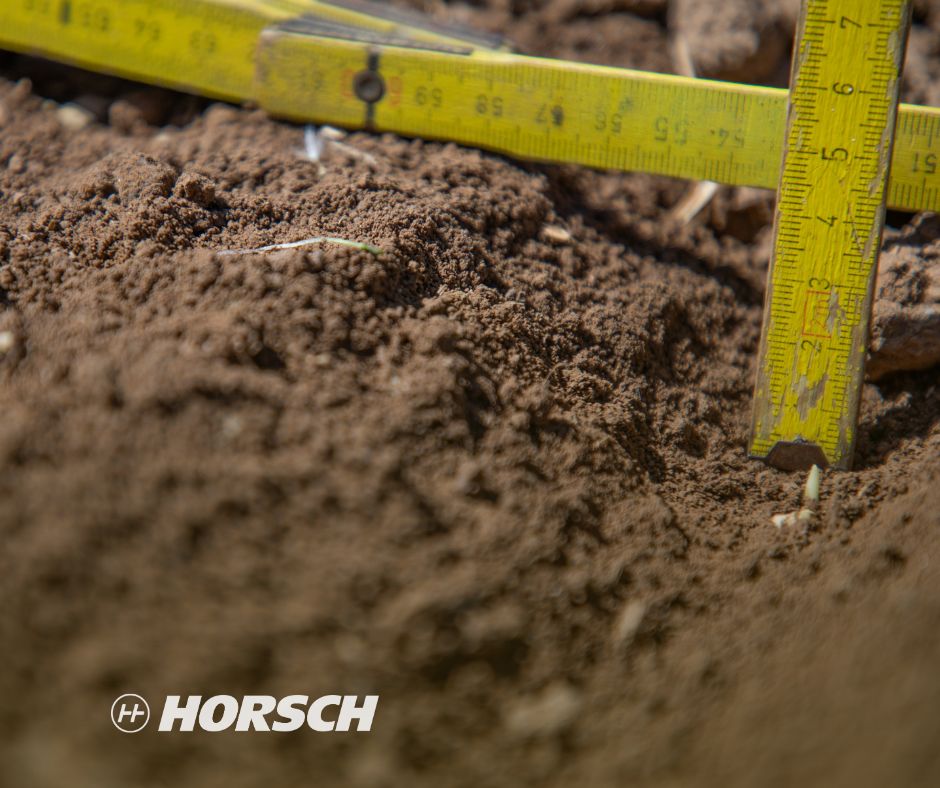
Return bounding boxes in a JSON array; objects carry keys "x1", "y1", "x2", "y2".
[{"x1": 749, "y1": 0, "x2": 912, "y2": 471}]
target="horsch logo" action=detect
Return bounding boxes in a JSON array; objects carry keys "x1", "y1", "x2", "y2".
[{"x1": 111, "y1": 694, "x2": 378, "y2": 733}]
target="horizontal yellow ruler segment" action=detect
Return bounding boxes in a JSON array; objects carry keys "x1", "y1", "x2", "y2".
[
  {"x1": 0, "y1": 0, "x2": 499, "y2": 101},
  {"x1": 2, "y1": 0, "x2": 939, "y2": 214}
]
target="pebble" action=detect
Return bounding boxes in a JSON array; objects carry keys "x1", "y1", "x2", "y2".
[
  {"x1": 504, "y1": 683, "x2": 582, "y2": 737},
  {"x1": 612, "y1": 599, "x2": 647, "y2": 649},
  {"x1": 56, "y1": 103, "x2": 95, "y2": 131},
  {"x1": 7, "y1": 154, "x2": 26, "y2": 174},
  {"x1": 541, "y1": 225, "x2": 572, "y2": 244}
]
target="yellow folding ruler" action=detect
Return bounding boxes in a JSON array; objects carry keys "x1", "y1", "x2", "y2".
[
  {"x1": 750, "y1": 0, "x2": 912, "y2": 470},
  {"x1": 0, "y1": 0, "x2": 926, "y2": 469}
]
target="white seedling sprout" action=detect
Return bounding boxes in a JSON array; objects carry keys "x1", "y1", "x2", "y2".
[
  {"x1": 804, "y1": 464, "x2": 821, "y2": 504},
  {"x1": 304, "y1": 124, "x2": 324, "y2": 161},
  {"x1": 771, "y1": 464, "x2": 822, "y2": 528},
  {"x1": 300, "y1": 124, "x2": 378, "y2": 169}
]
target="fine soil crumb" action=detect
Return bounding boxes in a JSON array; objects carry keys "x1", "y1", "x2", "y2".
[{"x1": 0, "y1": 2, "x2": 939, "y2": 787}]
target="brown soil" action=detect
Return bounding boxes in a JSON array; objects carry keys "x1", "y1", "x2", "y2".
[{"x1": 1, "y1": 2, "x2": 939, "y2": 787}]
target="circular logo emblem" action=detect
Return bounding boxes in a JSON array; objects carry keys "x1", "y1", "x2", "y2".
[{"x1": 111, "y1": 694, "x2": 150, "y2": 733}]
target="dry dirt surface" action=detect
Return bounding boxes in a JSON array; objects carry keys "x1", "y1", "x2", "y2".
[{"x1": 1, "y1": 2, "x2": 939, "y2": 787}]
